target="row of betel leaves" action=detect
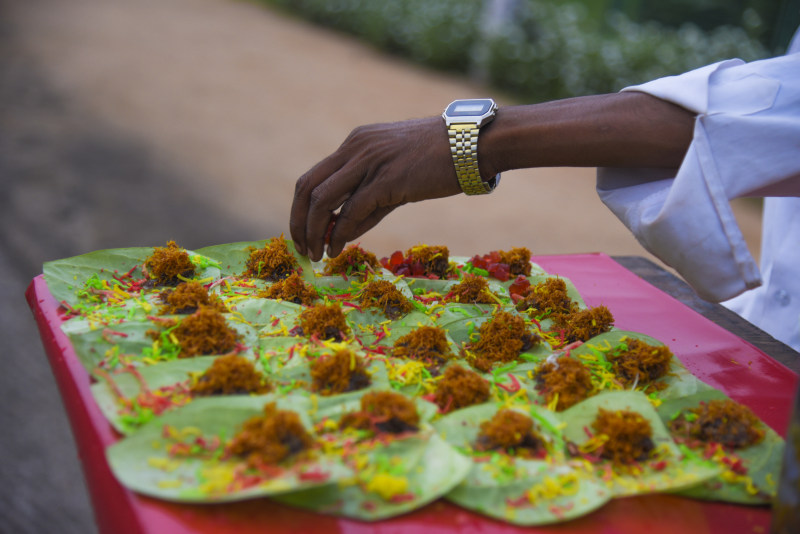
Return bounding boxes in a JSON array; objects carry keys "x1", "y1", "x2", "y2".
[{"x1": 42, "y1": 237, "x2": 784, "y2": 525}]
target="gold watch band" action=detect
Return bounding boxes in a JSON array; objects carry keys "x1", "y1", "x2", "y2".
[{"x1": 447, "y1": 122, "x2": 494, "y2": 195}]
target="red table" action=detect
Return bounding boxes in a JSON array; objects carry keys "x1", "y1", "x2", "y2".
[{"x1": 26, "y1": 253, "x2": 798, "y2": 534}]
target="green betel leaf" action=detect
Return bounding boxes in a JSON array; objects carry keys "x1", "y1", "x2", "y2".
[
  {"x1": 433, "y1": 402, "x2": 564, "y2": 461},
  {"x1": 310, "y1": 388, "x2": 439, "y2": 426},
  {"x1": 512, "y1": 331, "x2": 708, "y2": 406},
  {"x1": 520, "y1": 274, "x2": 588, "y2": 311},
  {"x1": 107, "y1": 394, "x2": 350, "y2": 502},
  {"x1": 44, "y1": 246, "x2": 221, "y2": 307},
  {"x1": 575, "y1": 331, "x2": 705, "y2": 400},
  {"x1": 270, "y1": 356, "x2": 391, "y2": 400},
  {"x1": 446, "y1": 464, "x2": 611, "y2": 525},
  {"x1": 63, "y1": 318, "x2": 157, "y2": 371},
  {"x1": 196, "y1": 238, "x2": 315, "y2": 286},
  {"x1": 44, "y1": 247, "x2": 152, "y2": 307},
  {"x1": 311, "y1": 264, "x2": 400, "y2": 294},
  {"x1": 91, "y1": 356, "x2": 217, "y2": 434},
  {"x1": 195, "y1": 241, "x2": 263, "y2": 277},
  {"x1": 275, "y1": 432, "x2": 471, "y2": 521},
  {"x1": 65, "y1": 310, "x2": 257, "y2": 372},
  {"x1": 433, "y1": 303, "x2": 498, "y2": 328},
  {"x1": 657, "y1": 390, "x2": 785, "y2": 503},
  {"x1": 558, "y1": 390, "x2": 720, "y2": 498},
  {"x1": 350, "y1": 310, "x2": 437, "y2": 349},
  {"x1": 227, "y1": 298, "x2": 303, "y2": 327},
  {"x1": 433, "y1": 403, "x2": 609, "y2": 525}
]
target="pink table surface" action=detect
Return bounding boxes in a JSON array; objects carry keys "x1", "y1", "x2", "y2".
[{"x1": 26, "y1": 253, "x2": 798, "y2": 534}]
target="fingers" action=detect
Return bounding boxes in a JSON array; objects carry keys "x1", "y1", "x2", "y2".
[
  {"x1": 327, "y1": 188, "x2": 399, "y2": 256},
  {"x1": 290, "y1": 117, "x2": 456, "y2": 260},
  {"x1": 290, "y1": 156, "x2": 344, "y2": 257}
]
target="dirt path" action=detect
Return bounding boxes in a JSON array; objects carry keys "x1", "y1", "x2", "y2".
[{"x1": 1, "y1": 1, "x2": 763, "y2": 533}]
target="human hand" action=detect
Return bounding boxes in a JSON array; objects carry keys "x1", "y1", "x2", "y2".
[{"x1": 290, "y1": 116, "x2": 461, "y2": 261}]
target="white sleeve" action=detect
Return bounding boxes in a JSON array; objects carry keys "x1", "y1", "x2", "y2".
[{"x1": 596, "y1": 52, "x2": 800, "y2": 302}]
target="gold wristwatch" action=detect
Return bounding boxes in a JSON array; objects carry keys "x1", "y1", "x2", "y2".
[{"x1": 442, "y1": 98, "x2": 501, "y2": 195}]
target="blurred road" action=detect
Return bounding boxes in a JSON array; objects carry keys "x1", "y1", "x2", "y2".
[{"x1": 0, "y1": 0, "x2": 763, "y2": 532}]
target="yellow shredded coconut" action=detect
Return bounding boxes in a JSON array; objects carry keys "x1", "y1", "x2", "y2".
[
  {"x1": 526, "y1": 472, "x2": 580, "y2": 503},
  {"x1": 366, "y1": 473, "x2": 410, "y2": 500}
]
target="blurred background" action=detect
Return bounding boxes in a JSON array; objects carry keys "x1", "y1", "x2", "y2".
[{"x1": 2, "y1": 0, "x2": 797, "y2": 532}]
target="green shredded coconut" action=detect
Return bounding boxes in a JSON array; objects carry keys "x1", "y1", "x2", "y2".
[{"x1": 190, "y1": 254, "x2": 221, "y2": 269}]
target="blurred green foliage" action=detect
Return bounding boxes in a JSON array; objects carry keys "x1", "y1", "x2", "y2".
[{"x1": 259, "y1": 0, "x2": 792, "y2": 101}]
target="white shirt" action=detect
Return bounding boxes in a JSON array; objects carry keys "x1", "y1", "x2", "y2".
[{"x1": 596, "y1": 30, "x2": 800, "y2": 351}]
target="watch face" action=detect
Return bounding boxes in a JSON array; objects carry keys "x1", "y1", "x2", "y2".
[{"x1": 445, "y1": 99, "x2": 495, "y2": 118}]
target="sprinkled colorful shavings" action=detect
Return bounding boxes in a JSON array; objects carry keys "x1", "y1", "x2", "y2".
[{"x1": 44, "y1": 238, "x2": 781, "y2": 521}]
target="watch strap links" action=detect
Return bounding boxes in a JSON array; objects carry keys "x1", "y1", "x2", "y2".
[{"x1": 447, "y1": 123, "x2": 498, "y2": 195}]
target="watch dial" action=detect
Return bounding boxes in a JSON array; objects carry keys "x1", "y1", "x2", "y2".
[{"x1": 446, "y1": 99, "x2": 493, "y2": 117}]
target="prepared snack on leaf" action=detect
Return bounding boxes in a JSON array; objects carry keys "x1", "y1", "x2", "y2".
[
  {"x1": 499, "y1": 248, "x2": 533, "y2": 277},
  {"x1": 515, "y1": 278, "x2": 576, "y2": 317},
  {"x1": 432, "y1": 365, "x2": 490, "y2": 413},
  {"x1": 669, "y1": 399, "x2": 765, "y2": 449},
  {"x1": 551, "y1": 305, "x2": 614, "y2": 344},
  {"x1": 323, "y1": 244, "x2": 381, "y2": 277},
  {"x1": 144, "y1": 241, "x2": 195, "y2": 286},
  {"x1": 258, "y1": 272, "x2": 318, "y2": 305},
  {"x1": 475, "y1": 409, "x2": 546, "y2": 458},
  {"x1": 468, "y1": 247, "x2": 533, "y2": 281},
  {"x1": 160, "y1": 281, "x2": 227, "y2": 315},
  {"x1": 294, "y1": 302, "x2": 350, "y2": 341},
  {"x1": 591, "y1": 408, "x2": 655, "y2": 465},
  {"x1": 339, "y1": 391, "x2": 420, "y2": 435},
  {"x1": 190, "y1": 354, "x2": 272, "y2": 396},
  {"x1": 468, "y1": 311, "x2": 541, "y2": 373},
  {"x1": 358, "y1": 280, "x2": 413, "y2": 319},
  {"x1": 310, "y1": 349, "x2": 371, "y2": 396},
  {"x1": 534, "y1": 356, "x2": 594, "y2": 411},
  {"x1": 444, "y1": 273, "x2": 498, "y2": 304},
  {"x1": 382, "y1": 244, "x2": 452, "y2": 279},
  {"x1": 163, "y1": 307, "x2": 240, "y2": 358},
  {"x1": 227, "y1": 402, "x2": 315, "y2": 468},
  {"x1": 607, "y1": 339, "x2": 673, "y2": 392},
  {"x1": 392, "y1": 326, "x2": 453, "y2": 368},
  {"x1": 243, "y1": 236, "x2": 299, "y2": 281}
]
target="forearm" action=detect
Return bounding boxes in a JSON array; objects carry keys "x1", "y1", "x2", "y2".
[{"x1": 479, "y1": 92, "x2": 695, "y2": 177}]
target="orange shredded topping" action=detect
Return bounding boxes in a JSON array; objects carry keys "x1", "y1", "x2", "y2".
[
  {"x1": 670, "y1": 399, "x2": 765, "y2": 449},
  {"x1": 171, "y1": 307, "x2": 240, "y2": 357},
  {"x1": 516, "y1": 278, "x2": 575, "y2": 316},
  {"x1": 227, "y1": 402, "x2": 315, "y2": 468},
  {"x1": 295, "y1": 303, "x2": 350, "y2": 341},
  {"x1": 190, "y1": 354, "x2": 272, "y2": 396},
  {"x1": 592, "y1": 408, "x2": 655, "y2": 465},
  {"x1": 433, "y1": 365, "x2": 490, "y2": 413},
  {"x1": 309, "y1": 349, "x2": 371, "y2": 396},
  {"x1": 551, "y1": 306, "x2": 614, "y2": 343},
  {"x1": 392, "y1": 326, "x2": 453, "y2": 368},
  {"x1": 534, "y1": 356, "x2": 594, "y2": 411},
  {"x1": 406, "y1": 244, "x2": 451, "y2": 279},
  {"x1": 498, "y1": 247, "x2": 533, "y2": 277},
  {"x1": 475, "y1": 409, "x2": 546, "y2": 458},
  {"x1": 243, "y1": 236, "x2": 299, "y2": 281},
  {"x1": 339, "y1": 391, "x2": 419, "y2": 434},
  {"x1": 322, "y1": 245, "x2": 380, "y2": 277},
  {"x1": 159, "y1": 281, "x2": 226, "y2": 315},
  {"x1": 444, "y1": 273, "x2": 497, "y2": 304},
  {"x1": 258, "y1": 272, "x2": 318, "y2": 305},
  {"x1": 358, "y1": 280, "x2": 413, "y2": 319},
  {"x1": 469, "y1": 311, "x2": 540, "y2": 373},
  {"x1": 144, "y1": 241, "x2": 195, "y2": 286},
  {"x1": 608, "y1": 339, "x2": 673, "y2": 391}
]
